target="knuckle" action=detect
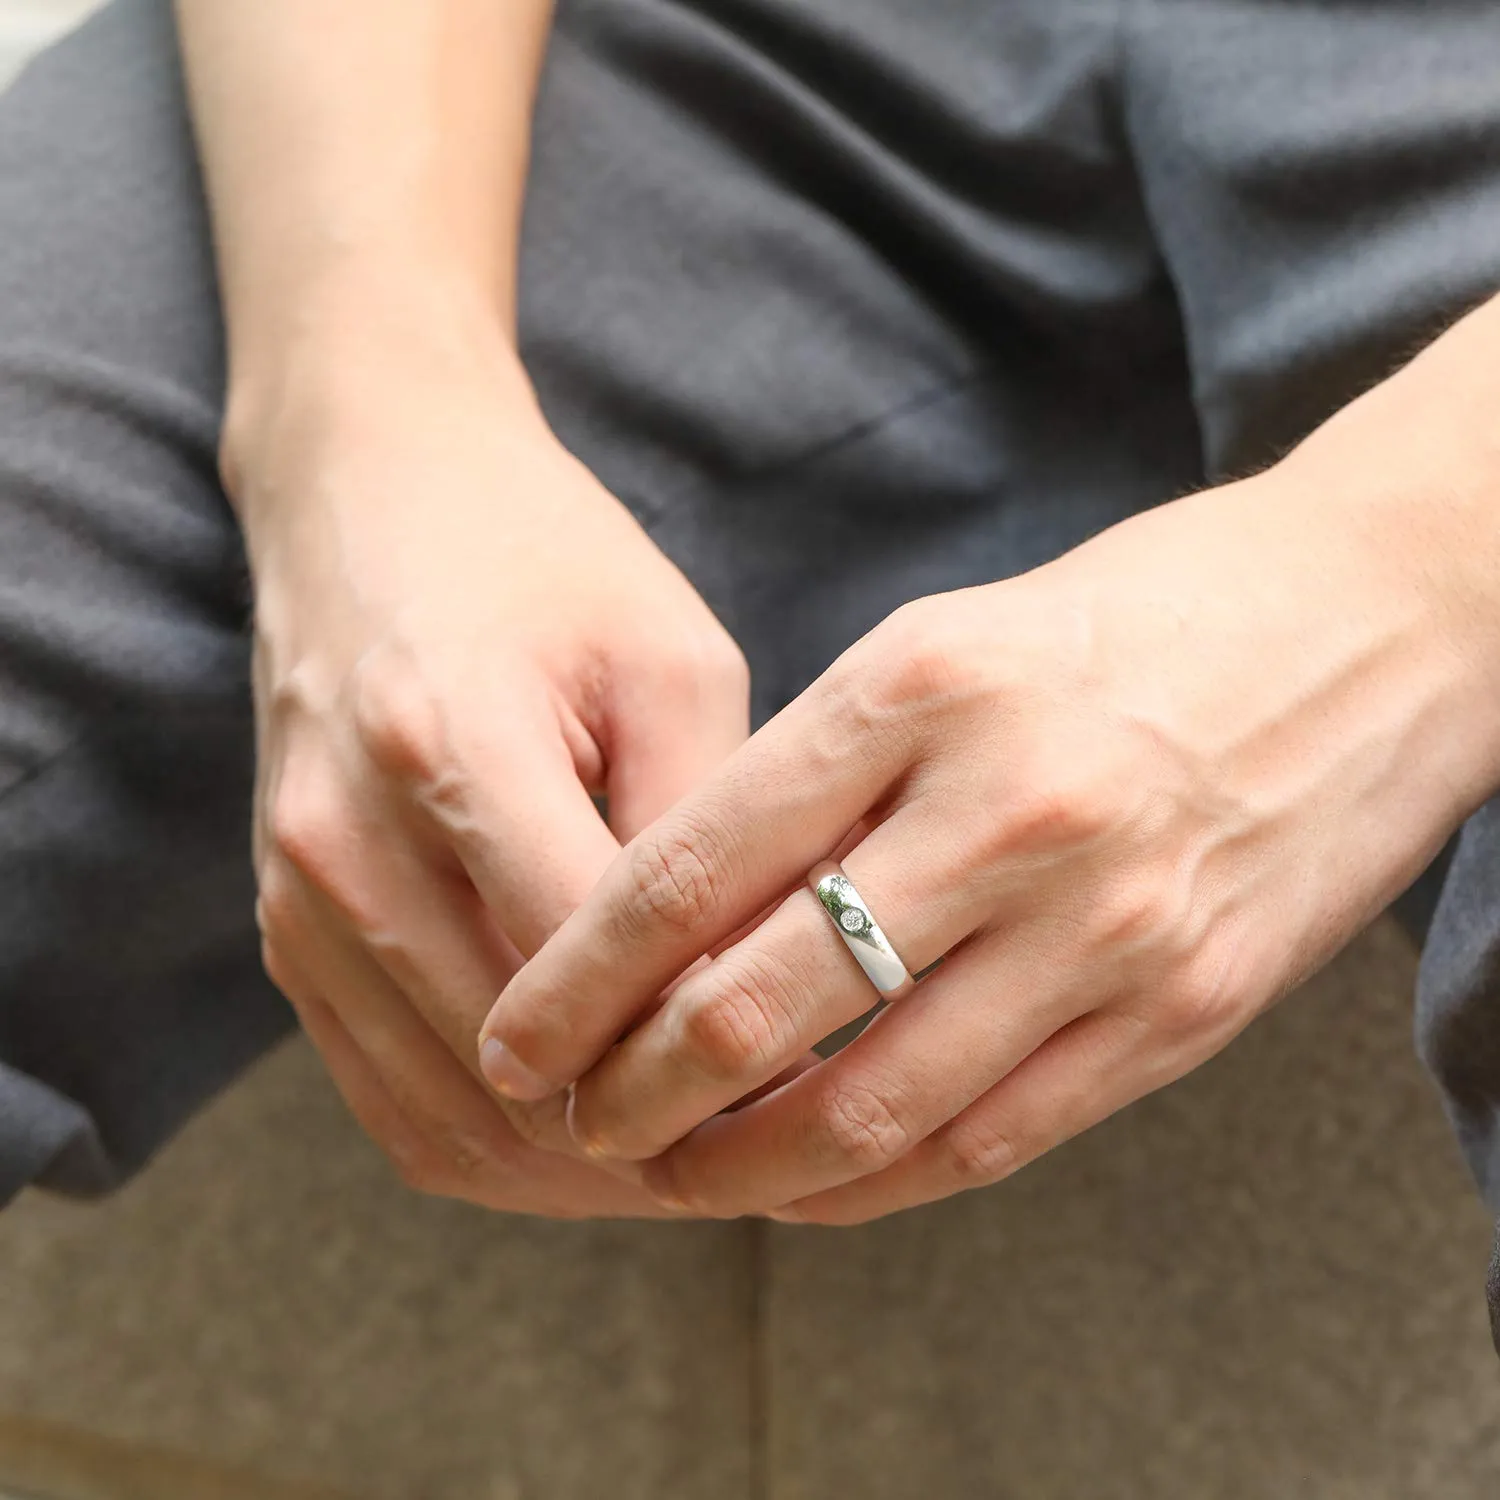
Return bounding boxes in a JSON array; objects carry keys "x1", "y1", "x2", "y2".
[
  {"x1": 393, "y1": 1122, "x2": 511, "y2": 1200},
  {"x1": 440, "y1": 1129, "x2": 501, "y2": 1187},
  {"x1": 820, "y1": 604, "x2": 984, "y2": 762},
  {"x1": 813, "y1": 1082, "x2": 913, "y2": 1172},
  {"x1": 265, "y1": 772, "x2": 385, "y2": 936},
  {"x1": 940, "y1": 1114, "x2": 1022, "y2": 1186},
  {"x1": 676, "y1": 960, "x2": 793, "y2": 1083},
  {"x1": 622, "y1": 821, "x2": 729, "y2": 938},
  {"x1": 379, "y1": 1073, "x2": 513, "y2": 1181},
  {"x1": 254, "y1": 861, "x2": 302, "y2": 942},
  {"x1": 258, "y1": 935, "x2": 299, "y2": 1002},
  {"x1": 999, "y1": 774, "x2": 1119, "y2": 855},
  {"x1": 349, "y1": 644, "x2": 448, "y2": 787},
  {"x1": 868, "y1": 600, "x2": 983, "y2": 708},
  {"x1": 870, "y1": 596, "x2": 942, "y2": 663},
  {"x1": 266, "y1": 770, "x2": 346, "y2": 895},
  {"x1": 1155, "y1": 947, "x2": 1234, "y2": 1044},
  {"x1": 710, "y1": 632, "x2": 752, "y2": 696},
  {"x1": 817, "y1": 663, "x2": 911, "y2": 767},
  {"x1": 665, "y1": 622, "x2": 751, "y2": 695}
]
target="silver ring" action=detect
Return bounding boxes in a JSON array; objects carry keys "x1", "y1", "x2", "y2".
[{"x1": 808, "y1": 860, "x2": 916, "y2": 1001}]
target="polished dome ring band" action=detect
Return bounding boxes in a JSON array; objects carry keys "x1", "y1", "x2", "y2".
[{"x1": 808, "y1": 861, "x2": 917, "y2": 1001}]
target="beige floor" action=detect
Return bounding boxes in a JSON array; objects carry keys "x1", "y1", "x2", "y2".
[{"x1": 0, "y1": 916, "x2": 1495, "y2": 1499}]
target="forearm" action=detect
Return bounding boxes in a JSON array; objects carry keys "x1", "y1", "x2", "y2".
[{"x1": 174, "y1": 0, "x2": 552, "y2": 486}]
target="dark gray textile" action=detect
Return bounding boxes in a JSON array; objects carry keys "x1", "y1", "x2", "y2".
[{"x1": 3, "y1": 0, "x2": 1500, "y2": 1277}]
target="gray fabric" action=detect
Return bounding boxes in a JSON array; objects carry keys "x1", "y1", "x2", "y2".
[{"x1": 2, "y1": 0, "x2": 1500, "y2": 1272}]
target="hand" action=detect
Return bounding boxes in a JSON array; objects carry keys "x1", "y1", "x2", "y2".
[
  {"x1": 233, "y1": 302, "x2": 749, "y2": 1217},
  {"x1": 480, "y1": 443, "x2": 1500, "y2": 1222}
]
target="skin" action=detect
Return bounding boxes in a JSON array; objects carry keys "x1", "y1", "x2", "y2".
[
  {"x1": 176, "y1": 0, "x2": 748, "y2": 1216},
  {"x1": 481, "y1": 294, "x2": 1500, "y2": 1223},
  {"x1": 177, "y1": 1, "x2": 1500, "y2": 1227}
]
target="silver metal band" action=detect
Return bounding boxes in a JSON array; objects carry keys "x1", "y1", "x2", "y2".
[{"x1": 808, "y1": 861, "x2": 916, "y2": 1001}]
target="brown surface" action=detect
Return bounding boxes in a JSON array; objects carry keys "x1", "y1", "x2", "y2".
[
  {"x1": 765, "y1": 918, "x2": 1500, "y2": 1499},
  {"x1": 0, "y1": 1042, "x2": 756, "y2": 1500},
  {"x1": 0, "y1": 918, "x2": 1494, "y2": 1499},
  {"x1": 0, "y1": 1415, "x2": 353, "y2": 1500}
]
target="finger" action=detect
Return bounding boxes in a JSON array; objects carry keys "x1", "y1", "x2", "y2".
[
  {"x1": 773, "y1": 1008, "x2": 1165, "y2": 1224},
  {"x1": 412, "y1": 708, "x2": 625, "y2": 1103},
  {"x1": 481, "y1": 669, "x2": 915, "y2": 1093},
  {"x1": 265, "y1": 900, "x2": 669, "y2": 1216},
  {"x1": 316, "y1": 806, "x2": 524, "y2": 1069},
  {"x1": 263, "y1": 745, "x2": 601, "y2": 1151},
  {"x1": 604, "y1": 645, "x2": 750, "y2": 843},
  {"x1": 260, "y1": 702, "x2": 531, "y2": 1066},
  {"x1": 279, "y1": 869, "x2": 637, "y2": 1175},
  {"x1": 269, "y1": 950, "x2": 441, "y2": 1186},
  {"x1": 266, "y1": 878, "x2": 531, "y2": 1176},
  {"x1": 497, "y1": 1078, "x2": 651, "y2": 1186},
  {"x1": 639, "y1": 921, "x2": 1091, "y2": 1217},
  {"x1": 386, "y1": 688, "x2": 622, "y2": 959},
  {"x1": 567, "y1": 803, "x2": 990, "y2": 1162}
]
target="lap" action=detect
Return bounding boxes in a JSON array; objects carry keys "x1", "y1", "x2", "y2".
[
  {"x1": 523, "y1": 0, "x2": 1202, "y2": 714},
  {"x1": 5, "y1": 0, "x2": 1497, "y2": 1200},
  {"x1": 1124, "y1": 0, "x2": 1500, "y2": 477},
  {"x1": 0, "y1": 0, "x2": 277, "y2": 1198}
]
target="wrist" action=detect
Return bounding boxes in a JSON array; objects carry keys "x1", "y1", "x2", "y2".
[
  {"x1": 219, "y1": 262, "x2": 542, "y2": 509},
  {"x1": 1271, "y1": 335, "x2": 1500, "y2": 814}
]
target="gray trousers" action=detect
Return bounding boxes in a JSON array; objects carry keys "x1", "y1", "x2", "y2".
[{"x1": 4, "y1": 0, "x2": 1500, "y2": 1267}]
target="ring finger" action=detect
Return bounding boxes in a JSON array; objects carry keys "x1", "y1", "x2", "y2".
[
  {"x1": 568, "y1": 803, "x2": 1003, "y2": 1163},
  {"x1": 636, "y1": 911, "x2": 1098, "y2": 1216}
]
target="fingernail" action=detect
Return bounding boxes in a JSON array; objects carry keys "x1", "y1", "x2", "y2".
[
  {"x1": 765, "y1": 1207, "x2": 803, "y2": 1224},
  {"x1": 643, "y1": 1163, "x2": 695, "y2": 1215},
  {"x1": 565, "y1": 1089, "x2": 615, "y2": 1161},
  {"x1": 479, "y1": 1038, "x2": 554, "y2": 1102}
]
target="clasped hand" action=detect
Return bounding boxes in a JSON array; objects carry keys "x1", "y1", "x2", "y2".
[{"x1": 481, "y1": 457, "x2": 1490, "y2": 1224}]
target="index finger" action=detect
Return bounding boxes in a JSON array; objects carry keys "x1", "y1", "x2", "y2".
[
  {"x1": 478, "y1": 673, "x2": 910, "y2": 1097},
  {"x1": 355, "y1": 667, "x2": 624, "y2": 961}
]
